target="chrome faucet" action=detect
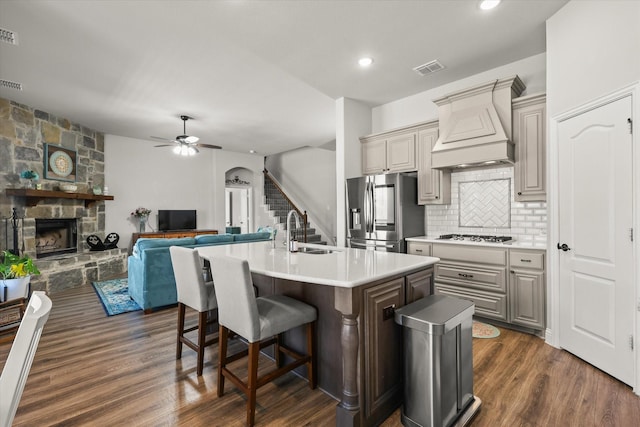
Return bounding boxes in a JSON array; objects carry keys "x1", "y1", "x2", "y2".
[{"x1": 286, "y1": 209, "x2": 301, "y2": 252}]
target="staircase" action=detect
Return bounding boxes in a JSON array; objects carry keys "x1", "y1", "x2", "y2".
[{"x1": 263, "y1": 176, "x2": 325, "y2": 244}]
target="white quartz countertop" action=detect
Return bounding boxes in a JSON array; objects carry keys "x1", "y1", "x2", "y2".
[
  {"x1": 406, "y1": 236, "x2": 547, "y2": 250},
  {"x1": 197, "y1": 241, "x2": 439, "y2": 288}
]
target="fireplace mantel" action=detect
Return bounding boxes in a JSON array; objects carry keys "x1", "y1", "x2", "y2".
[{"x1": 5, "y1": 189, "x2": 114, "y2": 208}]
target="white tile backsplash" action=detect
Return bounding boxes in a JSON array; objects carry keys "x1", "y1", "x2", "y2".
[{"x1": 425, "y1": 166, "x2": 547, "y2": 244}]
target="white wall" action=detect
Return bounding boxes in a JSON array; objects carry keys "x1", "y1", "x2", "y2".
[
  {"x1": 104, "y1": 135, "x2": 217, "y2": 249},
  {"x1": 547, "y1": 1, "x2": 640, "y2": 118},
  {"x1": 105, "y1": 135, "x2": 266, "y2": 249},
  {"x1": 336, "y1": 97, "x2": 372, "y2": 246},
  {"x1": 265, "y1": 146, "x2": 337, "y2": 241},
  {"x1": 372, "y1": 53, "x2": 547, "y2": 133},
  {"x1": 545, "y1": 0, "x2": 640, "y2": 355}
]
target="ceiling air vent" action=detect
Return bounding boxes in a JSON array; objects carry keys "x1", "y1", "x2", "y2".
[
  {"x1": 0, "y1": 28, "x2": 18, "y2": 45},
  {"x1": 0, "y1": 79, "x2": 23, "y2": 91},
  {"x1": 413, "y1": 60, "x2": 445, "y2": 76}
]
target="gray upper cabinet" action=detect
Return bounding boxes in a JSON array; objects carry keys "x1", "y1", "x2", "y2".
[
  {"x1": 417, "y1": 122, "x2": 451, "y2": 205},
  {"x1": 361, "y1": 132, "x2": 416, "y2": 175},
  {"x1": 513, "y1": 93, "x2": 546, "y2": 202}
]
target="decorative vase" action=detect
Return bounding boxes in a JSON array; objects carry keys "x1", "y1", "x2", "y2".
[
  {"x1": 139, "y1": 216, "x2": 147, "y2": 233},
  {"x1": 0, "y1": 276, "x2": 31, "y2": 302}
]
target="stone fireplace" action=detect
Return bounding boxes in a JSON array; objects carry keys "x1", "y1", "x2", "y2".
[{"x1": 1, "y1": 98, "x2": 127, "y2": 294}]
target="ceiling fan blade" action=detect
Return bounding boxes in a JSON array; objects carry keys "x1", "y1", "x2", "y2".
[
  {"x1": 151, "y1": 136, "x2": 175, "y2": 142},
  {"x1": 196, "y1": 143, "x2": 222, "y2": 150},
  {"x1": 154, "y1": 144, "x2": 177, "y2": 147}
]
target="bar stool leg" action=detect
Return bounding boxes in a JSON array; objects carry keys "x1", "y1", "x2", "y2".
[
  {"x1": 306, "y1": 321, "x2": 316, "y2": 389},
  {"x1": 247, "y1": 341, "x2": 260, "y2": 426},
  {"x1": 176, "y1": 303, "x2": 186, "y2": 360},
  {"x1": 196, "y1": 311, "x2": 207, "y2": 376},
  {"x1": 274, "y1": 333, "x2": 282, "y2": 368},
  {"x1": 218, "y1": 325, "x2": 228, "y2": 397}
]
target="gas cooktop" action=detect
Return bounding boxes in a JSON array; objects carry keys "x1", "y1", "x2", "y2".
[{"x1": 436, "y1": 234, "x2": 513, "y2": 243}]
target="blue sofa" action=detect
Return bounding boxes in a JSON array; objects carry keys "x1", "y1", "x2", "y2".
[{"x1": 127, "y1": 232, "x2": 271, "y2": 312}]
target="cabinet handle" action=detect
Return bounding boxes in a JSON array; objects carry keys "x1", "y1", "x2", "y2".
[
  {"x1": 415, "y1": 249, "x2": 423, "y2": 252},
  {"x1": 511, "y1": 270, "x2": 515, "y2": 274},
  {"x1": 520, "y1": 259, "x2": 532, "y2": 263},
  {"x1": 458, "y1": 273, "x2": 474, "y2": 278},
  {"x1": 435, "y1": 196, "x2": 439, "y2": 199},
  {"x1": 517, "y1": 191, "x2": 522, "y2": 195}
]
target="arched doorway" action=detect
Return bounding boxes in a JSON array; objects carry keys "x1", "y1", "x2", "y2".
[{"x1": 225, "y1": 168, "x2": 253, "y2": 234}]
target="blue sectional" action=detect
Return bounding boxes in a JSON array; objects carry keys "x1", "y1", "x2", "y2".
[{"x1": 127, "y1": 232, "x2": 270, "y2": 312}]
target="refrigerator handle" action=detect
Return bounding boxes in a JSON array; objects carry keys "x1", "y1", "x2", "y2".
[{"x1": 366, "y1": 181, "x2": 374, "y2": 233}]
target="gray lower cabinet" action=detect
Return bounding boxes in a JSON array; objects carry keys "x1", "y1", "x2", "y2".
[
  {"x1": 416, "y1": 243, "x2": 545, "y2": 332},
  {"x1": 509, "y1": 250, "x2": 545, "y2": 329}
]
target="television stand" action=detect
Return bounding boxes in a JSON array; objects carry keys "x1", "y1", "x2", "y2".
[{"x1": 131, "y1": 229, "x2": 218, "y2": 248}]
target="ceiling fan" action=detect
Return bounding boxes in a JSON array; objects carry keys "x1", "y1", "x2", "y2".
[{"x1": 152, "y1": 115, "x2": 221, "y2": 155}]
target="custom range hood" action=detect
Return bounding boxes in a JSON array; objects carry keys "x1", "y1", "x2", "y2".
[{"x1": 431, "y1": 75, "x2": 525, "y2": 169}]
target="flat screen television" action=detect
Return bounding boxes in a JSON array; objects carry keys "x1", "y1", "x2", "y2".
[{"x1": 158, "y1": 210, "x2": 197, "y2": 231}]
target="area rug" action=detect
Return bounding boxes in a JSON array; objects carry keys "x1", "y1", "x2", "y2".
[
  {"x1": 472, "y1": 321, "x2": 500, "y2": 339},
  {"x1": 92, "y1": 278, "x2": 141, "y2": 316}
]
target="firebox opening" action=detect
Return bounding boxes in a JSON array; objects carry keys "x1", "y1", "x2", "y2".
[{"x1": 35, "y1": 218, "x2": 78, "y2": 258}]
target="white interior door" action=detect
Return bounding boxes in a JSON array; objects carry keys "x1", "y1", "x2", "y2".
[
  {"x1": 558, "y1": 95, "x2": 634, "y2": 386},
  {"x1": 226, "y1": 187, "x2": 251, "y2": 233}
]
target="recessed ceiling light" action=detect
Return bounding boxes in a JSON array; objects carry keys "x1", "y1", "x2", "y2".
[
  {"x1": 249, "y1": 149, "x2": 256, "y2": 154},
  {"x1": 479, "y1": 0, "x2": 501, "y2": 10},
  {"x1": 358, "y1": 57, "x2": 374, "y2": 67}
]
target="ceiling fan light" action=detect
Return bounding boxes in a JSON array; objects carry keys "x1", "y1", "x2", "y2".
[
  {"x1": 185, "y1": 135, "x2": 199, "y2": 143},
  {"x1": 188, "y1": 146, "x2": 197, "y2": 156},
  {"x1": 173, "y1": 146, "x2": 181, "y2": 155}
]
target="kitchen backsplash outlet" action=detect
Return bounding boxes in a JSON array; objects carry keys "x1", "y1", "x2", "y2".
[{"x1": 425, "y1": 166, "x2": 547, "y2": 246}]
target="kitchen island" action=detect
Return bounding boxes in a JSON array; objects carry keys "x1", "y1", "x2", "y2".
[{"x1": 197, "y1": 241, "x2": 439, "y2": 427}]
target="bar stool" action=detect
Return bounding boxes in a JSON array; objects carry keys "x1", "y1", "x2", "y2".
[
  {"x1": 170, "y1": 246, "x2": 218, "y2": 376},
  {"x1": 210, "y1": 255, "x2": 317, "y2": 426}
]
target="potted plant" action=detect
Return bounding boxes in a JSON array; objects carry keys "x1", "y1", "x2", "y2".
[{"x1": 0, "y1": 250, "x2": 40, "y2": 302}]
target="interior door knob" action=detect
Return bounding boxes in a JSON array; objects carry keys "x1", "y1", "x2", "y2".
[{"x1": 557, "y1": 243, "x2": 571, "y2": 251}]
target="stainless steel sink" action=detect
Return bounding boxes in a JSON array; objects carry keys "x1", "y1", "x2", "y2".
[{"x1": 297, "y1": 247, "x2": 334, "y2": 255}]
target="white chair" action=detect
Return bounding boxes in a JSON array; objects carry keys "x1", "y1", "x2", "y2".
[
  {"x1": 0, "y1": 291, "x2": 52, "y2": 427},
  {"x1": 210, "y1": 255, "x2": 317, "y2": 427},
  {"x1": 170, "y1": 246, "x2": 218, "y2": 376}
]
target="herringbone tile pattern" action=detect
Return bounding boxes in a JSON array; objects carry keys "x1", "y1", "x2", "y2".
[{"x1": 459, "y1": 178, "x2": 510, "y2": 228}]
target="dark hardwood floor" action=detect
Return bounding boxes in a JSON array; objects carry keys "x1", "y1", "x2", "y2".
[{"x1": 1, "y1": 284, "x2": 639, "y2": 426}]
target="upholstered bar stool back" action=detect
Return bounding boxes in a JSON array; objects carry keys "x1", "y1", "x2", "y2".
[
  {"x1": 211, "y1": 255, "x2": 317, "y2": 426},
  {"x1": 170, "y1": 246, "x2": 218, "y2": 376}
]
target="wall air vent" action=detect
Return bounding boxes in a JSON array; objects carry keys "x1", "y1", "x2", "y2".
[
  {"x1": 0, "y1": 28, "x2": 18, "y2": 45},
  {"x1": 413, "y1": 60, "x2": 445, "y2": 76},
  {"x1": 0, "y1": 79, "x2": 23, "y2": 91}
]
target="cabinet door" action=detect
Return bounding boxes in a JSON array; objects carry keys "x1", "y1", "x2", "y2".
[
  {"x1": 386, "y1": 133, "x2": 416, "y2": 173},
  {"x1": 363, "y1": 278, "x2": 405, "y2": 420},
  {"x1": 514, "y1": 97, "x2": 546, "y2": 201},
  {"x1": 417, "y1": 127, "x2": 450, "y2": 204},
  {"x1": 510, "y1": 269, "x2": 545, "y2": 329},
  {"x1": 406, "y1": 268, "x2": 433, "y2": 303},
  {"x1": 362, "y1": 138, "x2": 387, "y2": 175}
]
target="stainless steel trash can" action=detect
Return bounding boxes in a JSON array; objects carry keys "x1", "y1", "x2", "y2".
[{"x1": 394, "y1": 294, "x2": 477, "y2": 427}]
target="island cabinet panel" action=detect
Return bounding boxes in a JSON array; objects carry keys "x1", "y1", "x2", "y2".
[
  {"x1": 362, "y1": 278, "x2": 405, "y2": 422},
  {"x1": 406, "y1": 267, "x2": 434, "y2": 303}
]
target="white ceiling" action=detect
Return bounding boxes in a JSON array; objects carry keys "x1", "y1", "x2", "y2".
[{"x1": 0, "y1": 0, "x2": 568, "y2": 156}]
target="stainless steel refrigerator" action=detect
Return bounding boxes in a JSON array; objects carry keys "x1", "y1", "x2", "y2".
[{"x1": 346, "y1": 173, "x2": 424, "y2": 252}]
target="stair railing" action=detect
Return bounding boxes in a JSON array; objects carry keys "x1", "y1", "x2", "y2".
[{"x1": 263, "y1": 169, "x2": 308, "y2": 243}]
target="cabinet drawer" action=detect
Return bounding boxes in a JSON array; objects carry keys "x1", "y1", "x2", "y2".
[
  {"x1": 435, "y1": 283, "x2": 507, "y2": 322},
  {"x1": 510, "y1": 251, "x2": 544, "y2": 270},
  {"x1": 433, "y1": 244, "x2": 507, "y2": 266},
  {"x1": 407, "y1": 241, "x2": 431, "y2": 256},
  {"x1": 435, "y1": 263, "x2": 506, "y2": 293}
]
